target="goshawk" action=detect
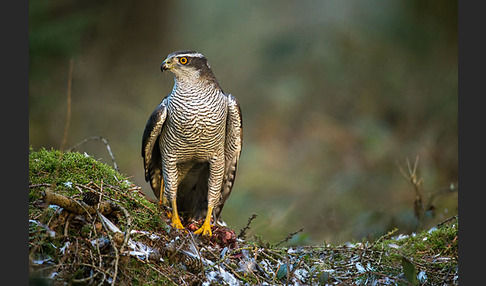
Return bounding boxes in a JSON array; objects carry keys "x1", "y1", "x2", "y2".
[{"x1": 142, "y1": 50, "x2": 243, "y2": 236}]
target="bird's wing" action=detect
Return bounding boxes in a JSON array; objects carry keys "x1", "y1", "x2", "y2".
[
  {"x1": 214, "y1": 94, "x2": 243, "y2": 220},
  {"x1": 141, "y1": 98, "x2": 168, "y2": 201}
]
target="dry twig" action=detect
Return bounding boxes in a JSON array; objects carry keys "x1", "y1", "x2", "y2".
[
  {"x1": 42, "y1": 188, "x2": 117, "y2": 216},
  {"x1": 275, "y1": 228, "x2": 304, "y2": 247},
  {"x1": 60, "y1": 58, "x2": 74, "y2": 151},
  {"x1": 68, "y1": 136, "x2": 119, "y2": 172},
  {"x1": 238, "y1": 213, "x2": 258, "y2": 239}
]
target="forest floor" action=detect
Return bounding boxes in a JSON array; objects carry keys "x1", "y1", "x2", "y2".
[{"x1": 29, "y1": 148, "x2": 458, "y2": 285}]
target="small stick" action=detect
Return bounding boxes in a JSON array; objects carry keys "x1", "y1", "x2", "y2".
[
  {"x1": 275, "y1": 228, "x2": 304, "y2": 247},
  {"x1": 437, "y1": 215, "x2": 458, "y2": 228},
  {"x1": 68, "y1": 136, "x2": 119, "y2": 172},
  {"x1": 60, "y1": 58, "x2": 74, "y2": 151},
  {"x1": 238, "y1": 213, "x2": 258, "y2": 239}
]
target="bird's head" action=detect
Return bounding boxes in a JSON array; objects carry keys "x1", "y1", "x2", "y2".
[{"x1": 161, "y1": 50, "x2": 217, "y2": 84}]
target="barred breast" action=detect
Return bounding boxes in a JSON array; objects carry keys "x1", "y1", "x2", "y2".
[{"x1": 160, "y1": 82, "x2": 228, "y2": 163}]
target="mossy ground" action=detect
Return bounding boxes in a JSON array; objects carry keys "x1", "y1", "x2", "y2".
[
  {"x1": 29, "y1": 147, "x2": 164, "y2": 231},
  {"x1": 29, "y1": 148, "x2": 458, "y2": 285}
]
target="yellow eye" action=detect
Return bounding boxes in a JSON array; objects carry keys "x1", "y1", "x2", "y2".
[{"x1": 179, "y1": 57, "x2": 188, "y2": 65}]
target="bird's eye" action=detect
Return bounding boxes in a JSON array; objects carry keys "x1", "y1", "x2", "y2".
[{"x1": 179, "y1": 57, "x2": 188, "y2": 65}]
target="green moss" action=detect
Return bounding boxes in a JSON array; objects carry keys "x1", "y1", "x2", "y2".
[
  {"x1": 378, "y1": 220, "x2": 457, "y2": 260},
  {"x1": 29, "y1": 147, "x2": 166, "y2": 231},
  {"x1": 372, "y1": 218, "x2": 458, "y2": 282},
  {"x1": 29, "y1": 146, "x2": 125, "y2": 189}
]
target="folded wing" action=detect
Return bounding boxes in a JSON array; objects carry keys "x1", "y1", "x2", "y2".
[
  {"x1": 141, "y1": 98, "x2": 168, "y2": 202},
  {"x1": 213, "y1": 94, "x2": 243, "y2": 221}
]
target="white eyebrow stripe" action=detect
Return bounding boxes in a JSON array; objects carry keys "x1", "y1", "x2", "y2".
[{"x1": 172, "y1": 52, "x2": 205, "y2": 59}]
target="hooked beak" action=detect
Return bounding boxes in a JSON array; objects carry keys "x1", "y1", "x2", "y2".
[
  {"x1": 160, "y1": 60, "x2": 170, "y2": 72},
  {"x1": 161, "y1": 57, "x2": 174, "y2": 72}
]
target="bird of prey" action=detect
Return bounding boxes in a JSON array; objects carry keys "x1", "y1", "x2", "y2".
[{"x1": 142, "y1": 50, "x2": 243, "y2": 236}]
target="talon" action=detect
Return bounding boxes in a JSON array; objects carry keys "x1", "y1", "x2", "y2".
[
  {"x1": 172, "y1": 219, "x2": 185, "y2": 230},
  {"x1": 170, "y1": 198, "x2": 184, "y2": 230},
  {"x1": 194, "y1": 222, "x2": 212, "y2": 236},
  {"x1": 194, "y1": 205, "x2": 214, "y2": 236},
  {"x1": 171, "y1": 212, "x2": 184, "y2": 229}
]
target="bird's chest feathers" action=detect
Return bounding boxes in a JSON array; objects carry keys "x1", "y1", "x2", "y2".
[{"x1": 166, "y1": 92, "x2": 227, "y2": 140}]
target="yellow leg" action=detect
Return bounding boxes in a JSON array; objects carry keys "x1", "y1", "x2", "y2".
[
  {"x1": 158, "y1": 177, "x2": 167, "y2": 206},
  {"x1": 171, "y1": 198, "x2": 184, "y2": 230},
  {"x1": 158, "y1": 192, "x2": 164, "y2": 206},
  {"x1": 159, "y1": 179, "x2": 172, "y2": 219},
  {"x1": 160, "y1": 193, "x2": 169, "y2": 208},
  {"x1": 159, "y1": 176, "x2": 164, "y2": 206},
  {"x1": 194, "y1": 206, "x2": 213, "y2": 236}
]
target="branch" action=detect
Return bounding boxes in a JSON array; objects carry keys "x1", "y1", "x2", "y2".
[
  {"x1": 397, "y1": 156, "x2": 425, "y2": 227},
  {"x1": 275, "y1": 228, "x2": 304, "y2": 247},
  {"x1": 60, "y1": 58, "x2": 74, "y2": 151},
  {"x1": 238, "y1": 213, "x2": 258, "y2": 239},
  {"x1": 67, "y1": 136, "x2": 119, "y2": 172},
  {"x1": 42, "y1": 188, "x2": 118, "y2": 216}
]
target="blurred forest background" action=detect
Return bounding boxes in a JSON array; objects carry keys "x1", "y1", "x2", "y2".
[{"x1": 29, "y1": 0, "x2": 457, "y2": 245}]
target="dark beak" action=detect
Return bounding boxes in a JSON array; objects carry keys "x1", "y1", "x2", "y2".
[{"x1": 161, "y1": 60, "x2": 170, "y2": 72}]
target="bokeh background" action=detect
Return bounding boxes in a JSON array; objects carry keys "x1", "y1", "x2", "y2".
[{"x1": 29, "y1": 0, "x2": 458, "y2": 245}]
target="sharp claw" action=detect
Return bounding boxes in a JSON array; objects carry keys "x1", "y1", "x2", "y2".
[
  {"x1": 172, "y1": 221, "x2": 185, "y2": 230},
  {"x1": 194, "y1": 224, "x2": 212, "y2": 236},
  {"x1": 195, "y1": 205, "x2": 214, "y2": 236},
  {"x1": 171, "y1": 213, "x2": 184, "y2": 230}
]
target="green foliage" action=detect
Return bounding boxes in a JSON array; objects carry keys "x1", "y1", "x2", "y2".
[
  {"x1": 276, "y1": 263, "x2": 288, "y2": 280},
  {"x1": 401, "y1": 256, "x2": 419, "y2": 286}
]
